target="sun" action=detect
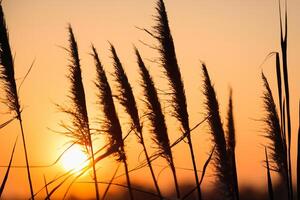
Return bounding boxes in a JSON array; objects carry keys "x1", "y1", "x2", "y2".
[{"x1": 61, "y1": 145, "x2": 89, "y2": 173}]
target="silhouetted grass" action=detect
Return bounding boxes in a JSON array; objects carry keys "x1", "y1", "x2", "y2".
[
  {"x1": 150, "y1": 0, "x2": 201, "y2": 198},
  {"x1": 92, "y1": 46, "x2": 134, "y2": 200},
  {"x1": 226, "y1": 89, "x2": 239, "y2": 200},
  {"x1": 135, "y1": 47, "x2": 180, "y2": 198},
  {"x1": 0, "y1": 3, "x2": 34, "y2": 198},
  {"x1": 265, "y1": 147, "x2": 274, "y2": 200},
  {"x1": 110, "y1": 44, "x2": 162, "y2": 199},
  {"x1": 202, "y1": 63, "x2": 233, "y2": 199},
  {"x1": 0, "y1": 137, "x2": 18, "y2": 197},
  {"x1": 59, "y1": 26, "x2": 100, "y2": 200},
  {"x1": 297, "y1": 101, "x2": 300, "y2": 200},
  {"x1": 278, "y1": 1, "x2": 293, "y2": 199},
  {"x1": 261, "y1": 73, "x2": 287, "y2": 182},
  {"x1": 0, "y1": 0, "x2": 299, "y2": 199}
]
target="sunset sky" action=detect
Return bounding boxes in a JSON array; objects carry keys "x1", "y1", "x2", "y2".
[{"x1": 0, "y1": 0, "x2": 300, "y2": 199}]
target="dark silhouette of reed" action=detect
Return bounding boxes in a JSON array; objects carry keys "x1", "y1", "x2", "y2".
[
  {"x1": 265, "y1": 147, "x2": 274, "y2": 200},
  {"x1": 0, "y1": 3, "x2": 34, "y2": 199},
  {"x1": 92, "y1": 46, "x2": 134, "y2": 200},
  {"x1": 226, "y1": 89, "x2": 239, "y2": 200},
  {"x1": 278, "y1": 1, "x2": 293, "y2": 199},
  {"x1": 259, "y1": 2, "x2": 295, "y2": 199},
  {"x1": 202, "y1": 64, "x2": 234, "y2": 199},
  {"x1": 148, "y1": 0, "x2": 201, "y2": 198},
  {"x1": 135, "y1": 47, "x2": 180, "y2": 198},
  {"x1": 261, "y1": 72, "x2": 289, "y2": 198},
  {"x1": 59, "y1": 26, "x2": 100, "y2": 200},
  {"x1": 0, "y1": 0, "x2": 299, "y2": 199},
  {"x1": 109, "y1": 44, "x2": 163, "y2": 199}
]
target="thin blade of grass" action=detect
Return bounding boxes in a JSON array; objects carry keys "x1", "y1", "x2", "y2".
[
  {"x1": 265, "y1": 147, "x2": 274, "y2": 200},
  {"x1": 0, "y1": 116, "x2": 16, "y2": 129},
  {"x1": 297, "y1": 100, "x2": 300, "y2": 200},
  {"x1": 275, "y1": 52, "x2": 283, "y2": 136},
  {"x1": 81, "y1": 181, "x2": 171, "y2": 200},
  {"x1": 0, "y1": 136, "x2": 18, "y2": 197},
  {"x1": 43, "y1": 175, "x2": 50, "y2": 200},
  {"x1": 102, "y1": 163, "x2": 120, "y2": 200},
  {"x1": 32, "y1": 133, "x2": 131, "y2": 198},
  {"x1": 112, "y1": 118, "x2": 208, "y2": 181},
  {"x1": 182, "y1": 146, "x2": 215, "y2": 200}
]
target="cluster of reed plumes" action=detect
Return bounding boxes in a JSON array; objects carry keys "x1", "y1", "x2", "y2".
[
  {"x1": 0, "y1": 0, "x2": 299, "y2": 199},
  {"x1": 261, "y1": 2, "x2": 298, "y2": 200}
]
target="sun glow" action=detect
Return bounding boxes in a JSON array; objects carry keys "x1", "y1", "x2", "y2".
[{"x1": 61, "y1": 145, "x2": 89, "y2": 173}]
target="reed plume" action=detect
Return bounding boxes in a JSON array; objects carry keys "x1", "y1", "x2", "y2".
[
  {"x1": 61, "y1": 26, "x2": 100, "y2": 200},
  {"x1": 0, "y1": 3, "x2": 34, "y2": 198},
  {"x1": 110, "y1": 44, "x2": 141, "y2": 134},
  {"x1": 110, "y1": 44, "x2": 162, "y2": 199},
  {"x1": 226, "y1": 89, "x2": 239, "y2": 200},
  {"x1": 91, "y1": 46, "x2": 134, "y2": 200},
  {"x1": 135, "y1": 47, "x2": 180, "y2": 198},
  {"x1": 202, "y1": 63, "x2": 233, "y2": 199},
  {"x1": 261, "y1": 73, "x2": 287, "y2": 181},
  {"x1": 151, "y1": 0, "x2": 201, "y2": 198}
]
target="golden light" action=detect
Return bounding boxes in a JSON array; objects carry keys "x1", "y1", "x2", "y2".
[{"x1": 61, "y1": 145, "x2": 89, "y2": 173}]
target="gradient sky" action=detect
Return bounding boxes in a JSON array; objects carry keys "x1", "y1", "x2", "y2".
[{"x1": 0, "y1": 0, "x2": 300, "y2": 199}]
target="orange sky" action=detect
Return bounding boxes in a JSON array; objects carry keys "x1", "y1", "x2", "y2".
[{"x1": 0, "y1": 0, "x2": 300, "y2": 199}]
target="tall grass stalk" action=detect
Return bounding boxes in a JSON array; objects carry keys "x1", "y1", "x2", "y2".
[
  {"x1": 150, "y1": 0, "x2": 201, "y2": 198},
  {"x1": 135, "y1": 47, "x2": 180, "y2": 198},
  {"x1": 62, "y1": 26, "x2": 100, "y2": 200},
  {"x1": 279, "y1": 1, "x2": 293, "y2": 198},
  {"x1": 92, "y1": 46, "x2": 134, "y2": 200},
  {"x1": 0, "y1": 3, "x2": 34, "y2": 198},
  {"x1": 110, "y1": 44, "x2": 162, "y2": 199},
  {"x1": 226, "y1": 89, "x2": 239, "y2": 200},
  {"x1": 275, "y1": 53, "x2": 283, "y2": 136},
  {"x1": 202, "y1": 64, "x2": 233, "y2": 199}
]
